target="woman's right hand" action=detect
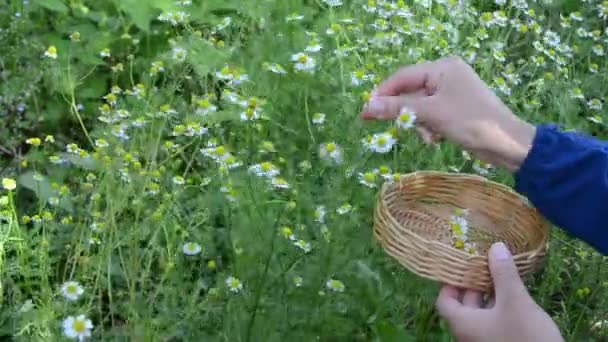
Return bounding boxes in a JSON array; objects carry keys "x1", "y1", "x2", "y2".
[
  {"x1": 360, "y1": 56, "x2": 536, "y2": 172},
  {"x1": 436, "y1": 243, "x2": 564, "y2": 342}
]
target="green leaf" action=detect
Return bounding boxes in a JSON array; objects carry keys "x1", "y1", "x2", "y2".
[
  {"x1": 32, "y1": 0, "x2": 68, "y2": 13},
  {"x1": 17, "y1": 172, "x2": 73, "y2": 211},
  {"x1": 18, "y1": 171, "x2": 53, "y2": 202},
  {"x1": 183, "y1": 38, "x2": 230, "y2": 77},
  {"x1": 189, "y1": 111, "x2": 240, "y2": 125},
  {"x1": 116, "y1": 0, "x2": 154, "y2": 32},
  {"x1": 79, "y1": 78, "x2": 107, "y2": 99},
  {"x1": 375, "y1": 321, "x2": 416, "y2": 342},
  {"x1": 59, "y1": 153, "x2": 99, "y2": 170}
]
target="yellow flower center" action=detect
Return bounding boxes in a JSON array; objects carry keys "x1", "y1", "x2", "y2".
[
  {"x1": 379, "y1": 166, "x2": 389, "y2": 174},
  {"x1": 399, "y1": 113, "x2": 411, "y2": 122},
  {"x1": 215, "y1": 146, "x2": 226, "y2": 156},
  {"x1": 326, "y1": 143, "x2": 336, "y2": 153},
  {"x1": 298, "y1": 55, "x2": 308, "y2": 64},
  {"x1": 282, "y1": 227, "x2": 293, "y2": 237},
  {"x1": 364, "y1": 172, "x2": 376, "y2": 183},
  {"x1": 261, "y1": 162, "x2": 273, "y2": 172},
  {"x1": 198, "y1": 99, "x2": 210, "y2": 108},
  {"x1": 72, "y1": 320, "x2": 86, "y2": 333},
  {"x1": 225, "y1": 156, "x2": 237, "y2": 165},
  {"x1": 67, "y1": 284, "x2": 78, "y2": 294},
  {"x1": 248, "y1": 97, "x2": 259, "y2": 108},
  {"x1": 454, "y1": 240, "x2": 465, "y2": 249},
  {"x1": 377, "y1": 136, "x2": 387, "y2": 146},
  {"x1": 221, "y1": 66, "x2": 231, "y2": 75}
]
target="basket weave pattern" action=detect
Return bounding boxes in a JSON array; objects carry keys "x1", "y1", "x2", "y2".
[{"x1": 373, "y1": 171, "x2": 550, "y2": 292}]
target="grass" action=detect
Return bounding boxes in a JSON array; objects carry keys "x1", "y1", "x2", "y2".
[{"x1": 0, "y1": 0, "x2": 607, "y2": 340}]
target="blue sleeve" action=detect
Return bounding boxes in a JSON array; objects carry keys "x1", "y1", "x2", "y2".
[{"x1": 514, "y1": 124, "x2": 608, "y2": 255}]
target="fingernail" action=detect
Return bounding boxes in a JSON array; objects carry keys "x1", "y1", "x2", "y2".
[
  {"x1": 367, "y1": 97, "x2": 385, "y2": 114},
  {"x1": 492, "y1": 242, "x2": 511, "y2": 261}
]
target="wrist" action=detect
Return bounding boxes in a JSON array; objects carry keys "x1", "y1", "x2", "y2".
[
  {"x1": 491, "y1": 118, "x2": 536, "y2": 172},
  {"x1": 473, "y1": 116, "x2": 535, "y2": 172}
]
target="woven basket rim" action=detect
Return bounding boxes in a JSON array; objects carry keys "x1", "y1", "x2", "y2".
[{"x1": 375, "y1": 170, "x2": 550, "y2": 259}]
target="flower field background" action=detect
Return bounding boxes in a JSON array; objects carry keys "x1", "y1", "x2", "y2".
[{"x1": 1, "y1": 0, "x2": 607, "y2": 340}]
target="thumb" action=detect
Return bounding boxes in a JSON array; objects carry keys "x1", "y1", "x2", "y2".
[
  {"x1": 361, "y1": 92, "x2": 429, "y2": 121},
  {"x1": 488, "y1": 242, "x2": 530, "y2": 305}
]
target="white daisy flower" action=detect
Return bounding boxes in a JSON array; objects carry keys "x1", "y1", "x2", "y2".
[
  {"x1": 588, "y1": 115, "x2": 603, "y2": 124},
  {"x1": 61, "y1": 281, "x2": 84, "y2": 301},
  {"x1": 319, "y1": 142, "x2": 343, "y2": 164},
  {"x1": 449, "y1": 216, "x2": 469, "y2": 238},
  {"x1": 592, "y1": 44, "x2": 605, "y2": 56},
  {"x1": 172, "y1": 176, "x2": 185, "y2": 185},
  {"x1": 472, "y1": 160, "x2": 493, "y2": 176},
  {"x1": 588, "y1": 99, "x2": 603, "y2": 111},
  {"x1": 358, "y1": 171, "x2": 378, "y2": 188},
  {"x1": 240, "y1": 108, "x2": 261, "y2": 121},
  {"x1": 369, "y1": 132, "x2": 396, "y2": 153},
  {"x1": 592, "y1": 319, "x2": 608, "y2": 330},
  {"x1": 44, "y1": 46, "x2": 58, "y2": 59},
  {"x1": 293, "y1": 239, "x2": 312, "y2": 253},
  {"x1": 182, "y1": 242, "x2": 202, "y2": 256},
  {"x1": 336, "y1": 203, "x2": 352, "y2": 215},
  {"x1": 62, "y1": 315, "x2": 93, "y2": 341},
  {"x1": 195, "y1": 98, "x2": 217, "y2": 116},
  {"x1": 226, "y1": 276, "x2": 243, "y2": 293},
  {"x1": 172, "y1": 47, "x2": 187, "y2": 62},
  {"x1": 569, "y1": 88, "x2": 585, "y2": 100},
  {"x1": 291, "y1": 52, "x2": 316, "y2": 72},
  {"x1": 305, "y1": 41, "x2": 322, "y2": 53},
  {"x1": 312, "y1": 112, "x2": 326, "y2": 125},
  {"x1": 264, "y1": 62, "x2": 287, "y2": 74},
  {"x1": 314, "y1": 206, "x2": 326, "y2": 223},
  {"x1": 326, "y1": 278, "x2": 345, "y2": 292},
  {"x1": 321, "y1": 0, "x2": 342, "y2": 6},
  {"x1": 570, "y1": 11, "x2": 583, "y2": 21},
  {"x1": 271, "y1": 177, "x2": 290, "y2": 189},
  {"x1": 248, "y1": 162, "x2": 280, "y2": 178},
  {"x1": 543, "y1": 30, "x2": 561, "y2": 47},
  {"x1": 286, "y1": 13, "x2": 304, "y2": 22},
  {"x1": 2, "y1": 178, "x2": 16, "y2": 190},
  {"x1": 396, "y1": 107, "x2": 417, "y2": 129}
]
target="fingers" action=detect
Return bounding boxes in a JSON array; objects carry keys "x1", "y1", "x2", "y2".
[
  {"x1": 361, "y1": 91, "x2": 429, "y2": 121},
  {"x1": 416, "y1": 125, "x2": 442, "y2": 144},
  {"x1": 436, "y1": 285, "x2": 464, "y2": 320},
  {"x1": 372, "y1": 62, "x2": 433, "y2": 96},
  {"x1": 488, "y1": 242, "x2": 530, "y2": 306},
  {"x1": 485, "y1": 295, "x2": 496, "y2": 309},
  {"x1": 416, "y1": 126, "x2": 435, "y2": 144},
  {"x1": 462, "y1": 290, "x2": 483, "y2": 308}
]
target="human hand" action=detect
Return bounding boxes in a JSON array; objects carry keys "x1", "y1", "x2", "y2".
[
  {"x1": 436, "y1": 242, "x2": 563, "y2": 342},
  {"x1": 360, "y1": 57, "x2": 536, "y2": 172}
]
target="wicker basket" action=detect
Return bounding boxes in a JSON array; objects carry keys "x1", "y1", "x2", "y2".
[{"x1": 373, "y1": 171, "x2": 550, "y2": 292}]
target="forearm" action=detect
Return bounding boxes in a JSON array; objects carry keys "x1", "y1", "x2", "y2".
[{"x1": 512, "y1": 124, "x2": 608, "y2": 255}]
